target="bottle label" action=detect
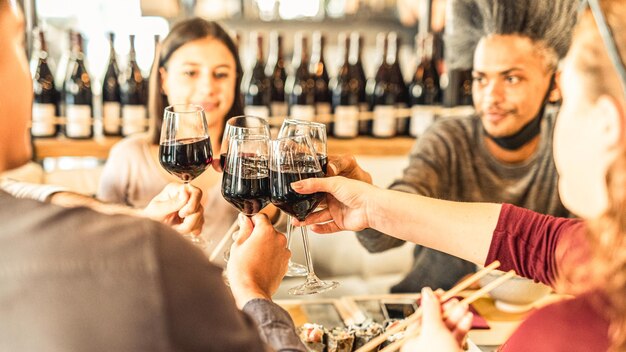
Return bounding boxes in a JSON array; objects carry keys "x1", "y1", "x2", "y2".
[
  {"x1": 270, "y1": 102, "x2": 288, "y2": 117},
  {"x1": 122, "y1": 105, "x2": 147, "y2": 136},
  {"x1": 315, "y1": 102, "x2": 332, "y2": 124},
  {"x1": 410, "y1": 105, "x2": 439, "y2": 137},
  {"x1": 372, "y1": 105, "x2": 397, "y2": 138},
  {"x1": 290, "y1": 105, "x2": 315, "y2": 121},
  {"x1": 333, "y1": 106, "x2": 359, "y2": 138},
  {"x1": 65, "y1": 105, "x2": 92, "y2": 138},
  {"x1": 244, "y1": 105, "x2": 270, "y2": 119},
  {"x1": 102, "y1": 102, "x2": 121, "y2": 135},
  {"x1": 31, "y1": 103, "x2": 56, "y2": 136}
]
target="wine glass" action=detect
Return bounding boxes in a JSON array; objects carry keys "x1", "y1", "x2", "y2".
[
  {"x1": 159, "y1": 104, "x2": 213, "y2": 248},
  {"x1": 270, "y1": 135, "x2": 339, "y2": 295},
  {"x1": 278, "y1": 119, "x2": 328, "y2": 277},
  {"x1": 220, "y1": 115, "x2": 271, "y2": 170},
  {"x1": 221, "y1": 135, "x2": 271, "y2": 217}
]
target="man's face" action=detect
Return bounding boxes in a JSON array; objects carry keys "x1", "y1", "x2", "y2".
[
  {"x1": 472, "y1": 35, "x2": 555, "y2": 138},
  {"x1": 0, "y1": 1, "x2": 32, "y2": 171}
]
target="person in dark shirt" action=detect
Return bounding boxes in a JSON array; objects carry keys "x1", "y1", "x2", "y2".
[
  {"x1": 294, "y1": 0, "x2": 626, "y2": 350},
  {"x1": 0, "y1": 2, "x2": 304, "y2": 351}
]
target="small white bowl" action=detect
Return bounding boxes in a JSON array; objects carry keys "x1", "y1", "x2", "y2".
[{"x1": 478, "y1": 269, "x2": 551, "y2": 313}]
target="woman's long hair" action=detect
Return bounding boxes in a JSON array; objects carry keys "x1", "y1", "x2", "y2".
[
  {"x1": 568, "y1": 2, "x2": 626, "y2": 350},
  {"x1": 148, "y1": 18, "x2": 243, "y2": 145}
]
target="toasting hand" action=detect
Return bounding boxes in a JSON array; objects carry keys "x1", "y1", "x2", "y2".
[{"x1": 141, "y1": 183, "x2": 205, "y2": 235}]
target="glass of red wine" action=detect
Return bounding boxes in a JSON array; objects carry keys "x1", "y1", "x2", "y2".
[
  {"x1": 270, "y1": 135, "x2": 339, "y2": 295},
  {"x1": 221, "y1": 135, "x2": 271, "y2": 217},
  {"x1": 159, "y1": 104, "x2": 213, "y2": 248},
  {"x1": 220, "y1": 115, "x2": 271, "y2": 171},
  {"x1": 277, "y1": 119, "x2": 328, "y2": 277}
]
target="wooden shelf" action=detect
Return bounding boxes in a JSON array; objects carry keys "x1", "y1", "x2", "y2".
[
  {"x1": 33, "y1": 136, "x2": 122, "y2": 160},
  {"x1": 33, "y1": 136, "x2": 415, "y2": 160}
]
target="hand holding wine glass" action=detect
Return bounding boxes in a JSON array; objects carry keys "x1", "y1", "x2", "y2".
[
  {"x1": 159, "y1": 104, "x2": 213, "y2": 248},
  {"x1": 270, "y1": 134, "x2": 338, "y2": 295}
]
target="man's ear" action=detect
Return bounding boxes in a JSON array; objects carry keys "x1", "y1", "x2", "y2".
[
  {"x1": 549, "y1": 71, "x2": 563, "y2": 103},
  {"x1": 595, "y1": 94, "x2": 625, "y2": 148}
]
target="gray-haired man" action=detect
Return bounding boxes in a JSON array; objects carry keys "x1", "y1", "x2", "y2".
[{"x1": 355, "y1": 0, "x2": 578, "y2": 292}]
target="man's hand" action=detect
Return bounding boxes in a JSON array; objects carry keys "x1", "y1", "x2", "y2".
[
  {"x1": 326, "y1": 154, "x2": 372, "y2": 184},
  {"x1": 141, "y1": 183, "x2": 204, "y2": 235},
  {"x1": 401, "y1": 287, "x2": 472, "y2": 352},
  {"x1": 227, "y1": 214, "x2": 290, "y2": 308},
  {"x1": 291, "y1": 176, "x2": 379, "y2": 233}
]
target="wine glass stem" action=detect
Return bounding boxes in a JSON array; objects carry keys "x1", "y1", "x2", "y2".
[
  {"x1": 300, "y1": 225, "x2": 318, "y2": 280},
  {"x1": 286, "y1": 216, "x2": 293, "y2": 249}
]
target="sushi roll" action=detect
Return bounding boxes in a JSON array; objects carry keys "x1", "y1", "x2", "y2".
[
  {"x1": 326, "y1": 327, "x2": 354, "y2": 352},
  {"x1": 298, "y1": 323, "x2": 326, "y2": 352},
  {"x1": 350, "y1": 321, "x2": 383, "y2": 349}
]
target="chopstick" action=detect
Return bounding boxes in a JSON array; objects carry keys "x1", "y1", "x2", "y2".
[
  {"x1": 379, "y1": 269, "x2": 517, "y2": 352},
  {"x1": 354, "y1": 261, "x2": 502, "y2": 352},
  {"x1": 209, "y1": 219, "x2": 239, "y2": 262}
]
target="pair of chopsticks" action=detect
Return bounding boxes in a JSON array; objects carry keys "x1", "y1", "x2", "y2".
[{"x1": 355, "y1": 261, "x2": 515, "y2": 352}]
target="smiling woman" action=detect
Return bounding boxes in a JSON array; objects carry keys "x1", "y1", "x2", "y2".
[{"x1": 96, "y1": 18, "x2": 245, "y2": 251}]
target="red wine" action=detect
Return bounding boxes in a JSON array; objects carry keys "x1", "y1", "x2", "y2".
[
  {"x1": 310, "y1": 31, "x2": 332, "y2": 132},
  {"x1": 243, "y1": 32, "x2": 271, "y2": 118},
  {"x1": 63, "y1": 31, "x2": 93, "y2": 139},
  {"x1": 409, "y1": 33, "x2": 441, "y2": 138},
  {"x1": 331, "y1": 33, "x2": 359, "y2": 139},
  {"x1": 220, "y1": 152, "x2": 227, "y2": 170},
  {"x1": 287, "y1": 33, "x2": 316, "y2": 121},
  {"x1": 270, "y1": 168, "x2": 324, "y2": 221},
  {"x1": 31, "y1": 28, "x2": 59, "y2": 138},
  {"x1": 222, "y1": 173, "x2": 270, "y2": 216},
  {"x1": 318, "y1": 155, "x2": 328, "y2": 174},
  {"x1": 120, "y1": 34, "x2": 147, "y2": 136},
  {"x1": 159, "y1": 137, "x2": 213, "y2": 182},
  {"x1": 265, "y1": 31, "x2": 288, "y2": 118},
  {"x1": 102, "y1": 32, "x2": 121, "y2": 136}
]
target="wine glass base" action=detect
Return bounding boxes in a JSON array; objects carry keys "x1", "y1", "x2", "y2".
[
  {"x1": 288, "y1": 278, "x2": 339, "y2": 296},
  {"x1": 285, "y1": 261, "x2": 308, "y2": 277}
]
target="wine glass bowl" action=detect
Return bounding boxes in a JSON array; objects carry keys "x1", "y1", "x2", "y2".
[
  {"x1": 220, "y1": 115, "x2": 271, "y2": 170},
  {"x1": 221, "y1": 135, "x2": 271, "y2": 217}
]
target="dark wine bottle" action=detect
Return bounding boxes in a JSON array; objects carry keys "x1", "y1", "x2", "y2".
[
  {"x1": 387, "y1": 32, "x2": 409, "y2": 136},
  {"x1": 243, "y1": 31, "x2": 271, "y2": 119},
  {"x1": 310, "y1": 31, "x2": 332, "y2": 132},
  {"x1": 120, "y1": 34, "x2": 147, "y2": 136},
  {"x1": 286, "y1": 32, "x2": 315, "y2": 121},
  {"x1": 102, "y1": 32, "x2": 121, "y2": 136},
  {"x1": 31, "y1": 28, "x2": 59, "y2": 138},
  {"x1": 408, "y1": 33, "x2": 441, "y2": 138},
  {"x1": 348, "y1": 32, "x2": 369, "y2": 136},
  {"x1": 265, "y1": 31, "x2": 288, "y2": 119},
  {"x1": 369, "y1": 33, "x2": 398, "y2": 138},
  {"x1": 63, "y1": 31, "x2": 93, "y2": 139},
  {"x1": 331, "y1": 33, "x2": 359, "y2": 139}
]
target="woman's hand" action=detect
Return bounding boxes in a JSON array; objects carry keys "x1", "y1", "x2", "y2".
[
  {"x1": 291, "y1": 176, "x2": 380, "y2": 233},
  {"x1": 142, "y1": 183, "x2": 204, "y2": 235},
  {"x1": 401, "y1": 287, "x2": 473, "y2": 352}
]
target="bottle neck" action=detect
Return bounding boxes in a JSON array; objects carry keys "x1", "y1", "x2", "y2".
[
  {"x1": 268, "y1": 34, "x2": 282, "y2": 66},
  {"x1": 311, "y1": 35, "x2": 324, "y2": 65},
  {"x1": 348, "y1": 33, "x2": 360, "y2": 66},
  {"x1": 128, "y1": 35, "x2": 136, "y2": 62},
  {"x1": 376, "y1": 33, "x2": 387, "y2": 67},
  {"x1": 386, "y1": 33, "x2": 398, "y2": 66},
  {"x1": 292, "y1": 36, "x2": 308, "y2": 69}
]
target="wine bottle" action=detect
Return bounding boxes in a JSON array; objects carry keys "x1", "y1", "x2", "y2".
[
  {"x1": 120, "y1": 34, "x2": 147, "y2": 136},
  {"x1": 265, "y1": 31, "x2": 288, "y2": 119},
  {"x1": 331, "y1": 33, "x2": 359, "y2": 139},
  {"x1": 286, "y1": 32, "x2": 315, "y2": 121},
  {"x1": 31, "y1": 28, "x2": 59, "y2": 138},
  {"x1": 408, "y1": 33, "x2": 441, "y2": 138},
  {"x1": 369, "y1": 33, "x2": 397, "y2": 138},
  {"x1": 63, "y1": 31, "x2": 93, "y2": 139},
  {"x1": 243, "y1": 31, "x2": 271, "y2": 119},
  {"x1": 348, "y1": 32, "x2": 369, "y2": 135},
  {"x1": 102, "y1": 32, "x2": 122, "y2": 136},
  {"x1": 310, "y1": 31, "x2": 332, "y2": 131},
  {"x1": 387, "y1": 32, "x2": 409, "y2": 136}
]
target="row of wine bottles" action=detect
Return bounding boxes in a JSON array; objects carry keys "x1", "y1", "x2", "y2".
[
  {"x1": 31, "y1": 27, "x2": 472, "y2": 140},
  {"x1": 243, "y1": 30, "x2": 471, "y2": 139},
  {"x1": 31, "y1": 28, "x2": 149, "y2": 139}
]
